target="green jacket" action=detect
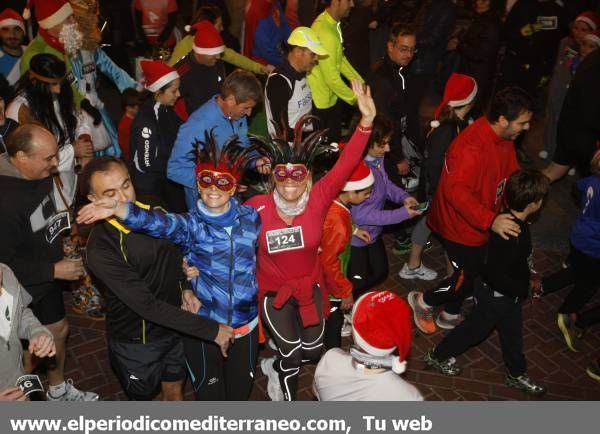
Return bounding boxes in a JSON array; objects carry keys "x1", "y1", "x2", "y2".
[
  {"x1": 168, "y1": 35, "x2": 265, "y2": 75},
  {"x1": 307, "y1": 10, "x2": 363, "y2": 109},
  {"x1": 20, "y1": 35, "x2": 84, "y2": 106}
]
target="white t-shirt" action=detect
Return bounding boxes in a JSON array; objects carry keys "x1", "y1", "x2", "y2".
[{"x1": 314, "y1": 348, "x2": 424, "y2": 401}]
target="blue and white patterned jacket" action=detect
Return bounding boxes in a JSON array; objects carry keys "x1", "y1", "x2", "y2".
[{"x1": 121, "y1": 198, "x2": 260, "y2": 327}]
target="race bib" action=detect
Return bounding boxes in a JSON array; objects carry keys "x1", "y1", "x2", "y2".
[
  {"x1": 16, "y1": 374, "x2": 44, "y2": 397},
  {"x1": 82, "y1": 62, "x2": 96, "y2": 75},
  {"x1": 536, "y1": 16, "x2": 558, "y2": 30},
  {"x1": 45, "y1": 211, "x2": 71, "y2": 243},
  {"x1": 266, "y1": 226, "x2": 304, "y2": 254}
]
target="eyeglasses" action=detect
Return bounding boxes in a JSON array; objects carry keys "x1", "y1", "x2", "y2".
[
  {"x1": 395, "y1": 44, "x2": 417, "y2": 55},
  {"x1": 273, "y1": 163, "x2": 309, "y2": 183},
  {"x1": 197, "y1": 170, "x2": 236, "y2": 192}
]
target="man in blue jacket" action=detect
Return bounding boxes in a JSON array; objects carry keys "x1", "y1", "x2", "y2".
[{"x1": 167, "y1": 70, "x2": 270, "y2": 209}]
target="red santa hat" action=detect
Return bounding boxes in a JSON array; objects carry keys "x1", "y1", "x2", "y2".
[
  {"x1": 431, "y1": 73, "x2": 477, "y2": 128},
  {"x1": 140, "y1": 60, "x2": 180, "y2": 93},
  {"x1": 576, "y1": 11, "x2": 600, "y2": 32},
  {"x1": 585, "y1": 30, "x2": 600, "y2": 48},
  {"x1": 192, "y1": 20, "x2": 225, "y2": 56},
  {"x1": 28, "y1": 0, "x2": 74, "y2": 30},
  {"x1": 351, "y1": 290, "x2": 413, "y2": 374},
  {"x1": 343, "y1": 160, "x2": 374, "y2": 191},
  {"x1": 0, "y1": 8, "x2": 25, "y2": 31}
]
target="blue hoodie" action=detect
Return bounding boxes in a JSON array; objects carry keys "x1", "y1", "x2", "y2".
[{"x1": 167, "y1": 96, "x2": 251, "y2": 209}]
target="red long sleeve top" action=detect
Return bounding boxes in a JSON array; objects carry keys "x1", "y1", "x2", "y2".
[
  {"x1": 427, "y1": 117, "x2": 520, "y2": 247},
  {"x1": 246, "y1": 126, "x2": 371, "y2": 326}
]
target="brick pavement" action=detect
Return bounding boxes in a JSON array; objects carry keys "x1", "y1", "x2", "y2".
[{"x1": 59, "y1": 230, "x2": 600, "y2": 401}]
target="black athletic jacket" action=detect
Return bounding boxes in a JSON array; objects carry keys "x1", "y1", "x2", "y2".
[
  {"x1": 485, "y1": 216, "x2": 531, "y2": 299},
  {"x1": 86, "y1": 212, "x2": 219, "y2": 343}
]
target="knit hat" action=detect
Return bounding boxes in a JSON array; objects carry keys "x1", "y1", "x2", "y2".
[
  {"x1": 140, "y1": 60, "x2": 179, "y2": 93},
  {"x1": 287, "y1": 26, "x2": 327, "y2": 56},
  {"x1": 431, "y1": 73, "x2": 477, "y2": 128},
  {"x1": 585, "y1": 30, "x2": 600, "y2": 48},
  {"x1": 576, "y1": 11, "x2": 600, "y2": 32},
  {"x1": 343, "y1": 160, "x2": 374, "y2": 191},
  {"x1": 192, "y1": 20, "x2": 225, "y2": 56},
  {"x1": 29, "y1": 0, "x2": 74, "y2": 30},
  {"x1": 0, "y1": 8, "x2": 25, "y2": 31},
  {"x1": 351, "y1": 290, "x2": 413, "y2": 374}
]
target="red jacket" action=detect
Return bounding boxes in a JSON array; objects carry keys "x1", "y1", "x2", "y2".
[
  {"x1": 246, "y1": 126, "x2": 370, "y2": 327},
  {"x1": 320, "y1": 200, "x2": 353, "y2": 299},
  {"x1": 427, "y1": 117, "x2": 520, "y2": 247}
]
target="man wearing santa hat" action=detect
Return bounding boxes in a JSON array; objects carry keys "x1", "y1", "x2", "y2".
[
  {"x1": 20, "y1": 0, "x2": 138, "y2": 157},
  {"x1": 314, "y1": 290, "x2": 423, "y2": 401},
  {"x1": 0, "y1": 8, "x2": 26, "y2": 85},
  {"x1": 173, "y1": 20, "x2": 226, "y2": 116}
]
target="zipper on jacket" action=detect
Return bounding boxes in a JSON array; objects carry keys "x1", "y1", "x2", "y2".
[
  {"x1": 226, "y1": 231, "x2": 234, "y2": 326},
  {"x1": 142, "y1": 319, "x2": 146, "y2": 344}
]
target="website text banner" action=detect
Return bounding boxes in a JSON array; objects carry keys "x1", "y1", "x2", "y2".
[{"x1": 1, "y1": 402, "x2": 595, "y2": 434}]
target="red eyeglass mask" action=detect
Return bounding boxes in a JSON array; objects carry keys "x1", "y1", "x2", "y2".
[
  {"x1": 197, "y1": 170, "x2": 237, "y2": 192},
  {"x1": 273, "y1": 163, "x2": 309, "y2": 183}
]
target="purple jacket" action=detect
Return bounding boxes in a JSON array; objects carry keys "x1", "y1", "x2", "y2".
[{"x1": 350, "y1": 157, "x2": 410, "y2": 247}]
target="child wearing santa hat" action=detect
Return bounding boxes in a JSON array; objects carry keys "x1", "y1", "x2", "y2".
[
  {"x1": 129, "y1": 59, "x2": 186, "y2": 213},
  {"x1": 320, "y1": 160, "x2": 374, "y2": 349},
  {"x1": 400, "y1": 73, "x2": 477, "y2": 294},
  {"x1": 314, "y1": 290, "x2": 423, "y2": 401}
]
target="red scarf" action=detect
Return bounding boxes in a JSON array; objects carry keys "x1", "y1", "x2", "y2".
[{"x1": 39, "y1": 28, "x2": 66, "y2": 54}]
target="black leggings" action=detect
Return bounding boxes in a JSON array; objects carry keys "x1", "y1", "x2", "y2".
[
  {"x1": 348, "y1": 238, "x2": 389, "y2": 300},
  {"x1": 542, "y1": 246, "x2": 600, "y2": 315},
  {"x1": 183, "y1": 327, "x2": 258, "y2": 401},
  {"x1": 262, "y1": 287, "x2": 325, "y2": 401},
  {"x1": 423, "y1": 239, "x2": 486, "y2": 315}
]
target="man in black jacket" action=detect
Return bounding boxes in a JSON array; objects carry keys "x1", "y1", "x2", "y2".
[
  {"x1": 82, "y1": 157, "x2": 233, "y2": 401},
  {"x1": 369, "y1": 23, "x2": 418, "y2": 190},
  {"x1": 0, "y1": 124, "x2": 97, "y2": 401},
  {"x1": 422, "y1": 170, "x2": 549, "y2": 397}
]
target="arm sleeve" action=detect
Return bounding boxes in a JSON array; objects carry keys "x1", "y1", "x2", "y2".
[
  {"x1": 0, "y1": 214, "x2": 55, "y2": 287},
  {"x1": 354, "y1": 205, "x2": 410, "y2": 227},
  {"x1": 86, "y1": 233, "x2": 219, "y2": 341},
  {"x1": 265, "y1": 74, "x2": 293, "y2": 137},
  {"x1": 95, "y1": 48, "x2": 137, "y2": 92},
  {"x1": 442, "y1": 141, "x2": 497, "y2": 231},
  {"x1": 130, "y1": 118, "x2": 162, "y2": 174},
  {"x1": 121, "y1": 203, "x2": 195, "y2": 249},
  {"x1": 168, "y1": 37, "x2": 193, "y2": 66},
  {"x1": 384, "y1": 169, "x2": 411, "y2": 204},
  {"x1": 320, "y1": 214, "x2": 353, "y2": 299},
  {"x1": 313, "y1": 125, "x2": 371, "y2": 206},
  {"x1": 317, "y1": 29, "x2": 358, "y2": 105},
  {"x1": 425, "y1": 126, "x2": 455, "y2": 193},
  {"x1": 223, "y1": 47, "x2": 265, "y2": 74},
  {"x1": 167, "y1": 119, "x2": 199, "y2": 190}
]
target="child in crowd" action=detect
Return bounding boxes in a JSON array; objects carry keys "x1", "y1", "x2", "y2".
[
  {"x1": 423, "y1": 170, "x2": 549, "y2": 396},
  {"x1": 117, "y1": 88, "x2": 142, "y2": 163},
  {"x1": 538, "y1": 149, "x2": 600, "y2": 359},
  {"x1": 314, "y1": 290, "x2": 423, "y2": 401},
  {"x1": 320, "y1": 160, "x2": 374, "y2": 348},
  {"x1": 77, "y1": 134, "x2": 261, "y2": 401},
  {"x1": 347, "y1": 115, "x2": 421, "y2": 300}
]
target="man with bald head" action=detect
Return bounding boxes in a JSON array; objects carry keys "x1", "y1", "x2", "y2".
[{"x1": 0, "y1": 124, "x2": 99, "y2": 401}]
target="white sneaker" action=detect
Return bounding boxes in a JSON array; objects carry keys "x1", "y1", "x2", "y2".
[
  {"x1": 46, "y1": 379, "x2": 99, "y2": 401},
  {"x1": 260, "y1": 357, "x2": 284, "y2": 401},
  {"x1": 435, "y1": 311, "x2": 463, "y2": 330},
  {"x1": 538, "y1": 150, "x2": 548, "y2": 159},
  {"x1": 399, "y1": 263, "x2": 438, "y2": 281}
]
